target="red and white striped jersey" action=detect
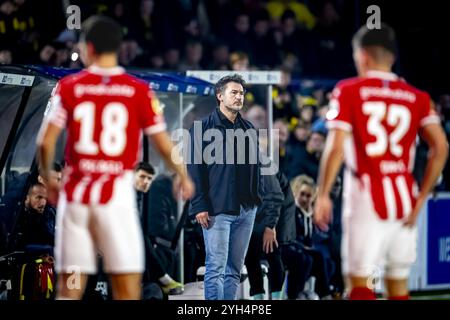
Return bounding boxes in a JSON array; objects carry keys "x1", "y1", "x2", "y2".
[
  {"x1": 327, "y1": 70, "x2": 440, "y2": 220},
  {"x1": 43, "y1": 65, "x2": 166, "y2": 204}
]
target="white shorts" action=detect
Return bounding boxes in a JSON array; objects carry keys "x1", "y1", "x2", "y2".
[
  {"x1": 54, "y1": 172, "x2": 144, "y2": 274},
  {"x1": 341, "y1": 172, "x2": 417, "y2": 280}
]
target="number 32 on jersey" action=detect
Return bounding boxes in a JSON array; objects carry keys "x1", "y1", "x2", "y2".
[
  {"x1": 363, "y1": 102, "x2": 411, "y2": 157},
  {"x1": 74, "y1": 102, "x2": 128, "y2": 156}
]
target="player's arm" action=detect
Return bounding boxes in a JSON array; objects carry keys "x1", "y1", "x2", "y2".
[
  {"x1": 37, "y1": 123, "x2": 62, "y2": 180},
  {"x1": 404, "y1": 123, "x2": 448, "y2": 226},
  {"x1": 36, "y1": 122, "x2": 63, "y2": 203},
  {"x1": 37, "y1": 82, "x2": 66, "y2": 183},
  {"x1": 148, "y1": 131, "x2": 194, "y2": 200},
  {"x1": 314, "y1": 128, "x2": 347, "y2": 231}
]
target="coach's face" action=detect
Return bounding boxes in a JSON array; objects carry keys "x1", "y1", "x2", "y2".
[{"x1": 218, "y1": 82, "x2": 244, "y2": 112}]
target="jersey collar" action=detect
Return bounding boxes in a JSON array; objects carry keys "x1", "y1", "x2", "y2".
[
  {"x1": 87, "y1": 65, "x2": 125, "y2": 76},
  {"x1": 366, "y1": 70, "x2": 398, "y2": 81}
]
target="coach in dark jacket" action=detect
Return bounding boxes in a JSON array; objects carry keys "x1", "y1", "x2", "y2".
[
  {"x1": 187, "y1": 74, "x2": 262, "y2": 300},
  {"x1": 188, "y1": 112, "x2": 262, "y2": 217}
]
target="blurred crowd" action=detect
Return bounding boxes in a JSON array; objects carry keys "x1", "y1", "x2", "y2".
[{"x1": 0, "y1": 0, "x2": 355, "y2": 76}]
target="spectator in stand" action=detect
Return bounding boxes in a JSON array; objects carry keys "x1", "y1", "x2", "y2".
[
  {"x1": 243, "y1": 105, "x2": 267, "y2": 130},
  {"x1": 0, "y1": 47, "x2": 12, "y2": 63},
  {"x1": 284, "y1": 175, "x2": 334, "y2": 300},
  {"x1": 0, "y1": 0, "x2": 18, "y2": 46},
  {"x1": 285, "y1": 122, "x2": 326, "y2": 180},
  {"x1": 163, "y1": 47, "x2": 181, "y2": 71},
  {"x1": 272, "y1": 67, "x2": 297, "y2": 121},
  {"x1": 133, "y1": 0, "x2": 158, "y2": 51},
  {"x1": 250, "y1": 8, "x2": 280, "y2": 68},
  {"x1": 208, "y1": 41, "x2": 230, "y2": 70},
  {"x1": 273, "y1": 119, "x2": 290, "y2": 174},
  {"x1": 278, "y1": 9, "x2": 314, "y2": 75},
  {"x1": 229, "y1": 51, "x2": 249, "y2": 71},
  {"x1": 297, "y1": 96, "x2": 318, "y2": 125},
  {"x1": 227, "y1": 12, "x2": 252, "y2": 57},
  {"x1": 178, "y1": 39, "x2": 203, "y2": 72},
  {"x1": 266, "y1": 0, "x2": 316, "y2": 30}
]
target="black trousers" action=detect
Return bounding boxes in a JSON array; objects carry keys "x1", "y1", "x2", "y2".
[
  {"x1": 281, "y1": 244, "x2": 313, "y2": 299},
  {"x1": 143, "y1": 236, "x2": 176, "y2": 283},
  {"x1": 281, "y1": 243, "x2": 335, "y2": 299},
  {"x1": 245, "y1": 231, "x2": 285, "y2": 296}
]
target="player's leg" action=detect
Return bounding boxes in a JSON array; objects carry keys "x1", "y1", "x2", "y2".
[
  {"x1": 342, "y1": 213, "x2": 378, "y2": 299},
  {"x1": 347, "y1": 276, "x2": 375, "y2": 300},
  {"x1": 109, "y1": 273, "x2": 142, "y2": 300},
  {"x1": 56, "y1": 273, "x2": 89, "y2": 300},
  {"x1": 94, "y1": 172, "x2": 145, "y2": 300},
  {"x1": 341, "y1": 174, "x2": 386, "y2": 300},
  {"x1": 54, "y1": 194, "x2": 97, "y2": 299},
  {"x1": 384, "y1": 278, "x2": 409, "y2": 299},
  {"x1": 384, "y1": 222, "x2": 418, "y2": 300}
]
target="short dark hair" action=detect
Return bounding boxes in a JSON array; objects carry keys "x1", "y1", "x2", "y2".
[
  {"x1": 352, "y1": 23, "x2": 397, "y2": 56},
  {"x1": 28, "y1": 182, "x2": 46, "y2": 195},
  {"x1": 135, "y1": 162, "x2": 155, "y2": 175},
  {"x1": 80, "y1": 15, "x2": 123, "y2": 54},
  {"x1": 214, "y1": 74, "x2": 246, "y2": 105}
]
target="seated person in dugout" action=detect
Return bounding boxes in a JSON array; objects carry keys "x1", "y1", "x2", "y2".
[{"x1": 16, "y1": 182, "x2": 56, "y2": 251}]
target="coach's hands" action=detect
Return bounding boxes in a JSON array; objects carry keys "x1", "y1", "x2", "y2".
[
  {"x1": 263, "y1": 227, "x2": 278, "y2": 254},
  {"x1": 173, "y1": 174, "x2": 195, "y2": 201},
  {"x1": 196, "y1": 211, "x2": 210, "y2": 228},
  {"x1": 313, "y1": 195, "x2": 333, "y2": 232},
  {"x1": 403, "y1": 195, "x2": 426, "y2": 228}
]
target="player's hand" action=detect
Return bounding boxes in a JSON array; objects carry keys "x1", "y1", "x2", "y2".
[
  {"x1": 313, "y1": 195, "x2": 333, "y2": 232},
  {"x1": 403, "y1": 195, "x2": 426, "y2": 228},
  {"x1": 263, "y1": 227, "x2": 278, "y2": 254},
  {"x1": 196, "y1": 211, "x2": 210, "y2": 228},
  {"x1": 173, "y1": 174, "x2": 195, "y2": 201}
]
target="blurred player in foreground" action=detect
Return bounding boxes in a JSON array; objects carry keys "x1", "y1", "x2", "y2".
[
  {"x1": 314, "y1": 23, "x2": 448, "y2": 300},
  {"x1": 36, "y1": 15, "x2": 194, "y2": 300}
]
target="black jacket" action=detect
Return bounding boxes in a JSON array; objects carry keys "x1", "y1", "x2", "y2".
[
  {"x1": 274, "y1": 170, "x2": 297, "y2": 245},
  {"x1": 253, "y1": 170, "x2": 284, "y2": 234},
  {"x1": 246, "y1": 164, "x2": 296, "y2": 245},
  {"x1": 145, "y1": 174, "x2": 178, "y2": 243},
  {"x1": 17, "y1": 205, "x2": 56, "y2": 248},
  {"x1": 188, "y1": 108, "x2": 262, "y2": 217}
]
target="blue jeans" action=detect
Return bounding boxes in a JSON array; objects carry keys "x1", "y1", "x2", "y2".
[{"x1": 202, "y1": 206, "x2": 257, "y2": 300}]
